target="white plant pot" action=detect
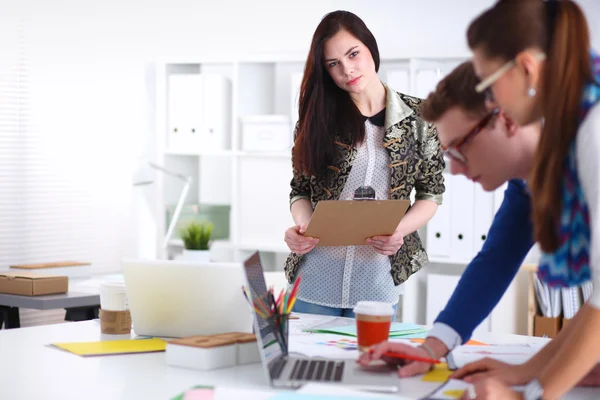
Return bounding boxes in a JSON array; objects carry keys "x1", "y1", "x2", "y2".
[{"x1": 182, "y1": 249, "x2": 211, "y2": 262}]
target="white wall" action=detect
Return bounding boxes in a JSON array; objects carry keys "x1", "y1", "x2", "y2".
[
  {"x1": 16, "y1": 0, "x2": 498, "y2": 60},
  {"x1": 6, "y1": 0, "x2": 600, "y2": 329}
]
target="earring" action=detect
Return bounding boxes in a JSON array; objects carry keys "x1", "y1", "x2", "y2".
[{"x1": 528, "y1": 87, "x2": 537, "y2": 97}]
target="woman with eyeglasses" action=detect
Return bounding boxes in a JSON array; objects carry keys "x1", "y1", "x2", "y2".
[
  {"x1": 282, "y1": 10, "x2": 445, "y2": 319},
  {"x1": 448, "y1": 0, "x2": 600, "y2": 399}
]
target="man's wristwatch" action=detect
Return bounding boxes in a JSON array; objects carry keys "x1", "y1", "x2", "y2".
[{"x1": 523, "y1": 379, "x2": 544, "y2": 400}]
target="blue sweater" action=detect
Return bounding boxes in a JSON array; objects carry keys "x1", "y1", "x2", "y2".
[{"x1": 434, "y1": 179, "x2": 535, "y2": 342}]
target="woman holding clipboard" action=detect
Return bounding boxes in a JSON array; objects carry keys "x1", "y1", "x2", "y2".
[{"x1": 283, "y1": 10, "x2": 445, "y2": 319}]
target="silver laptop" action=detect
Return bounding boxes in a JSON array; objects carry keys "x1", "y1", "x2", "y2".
[
  {"x1": 121, "y1": 258, "x2": 253, "y2": 338},
  {"x1": 241, "y1": 252, "x2": 402, "y2": 394}
]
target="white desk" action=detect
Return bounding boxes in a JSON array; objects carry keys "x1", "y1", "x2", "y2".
[{"x1": 1, "y1": 316, "x2": 599, "y2": 400}]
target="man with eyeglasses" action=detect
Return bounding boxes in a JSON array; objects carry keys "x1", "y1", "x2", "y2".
[
  {"x1": 359, "y1": 61, "x2": 600, "y2": 385},
  {"x1": 358, "y1": 61, "x2": 547, "y2": 374}
]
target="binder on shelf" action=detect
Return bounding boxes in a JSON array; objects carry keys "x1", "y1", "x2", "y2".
[
  {"x1": 168, "y1": 74, "x2": 202, "y2": 150},
  {"x1": 290, "y1": 72, "x2": 303, "y2": 134},
  {"x1": 449, "y1": 175, "x2": 475, "y2": 261},
  {"x1": 425, "y1": 199, "x2": 451, "y2": 258},
  {"x1": 167, "y1": 73, "x2": 231, "y2": 152},
  {"x1": 472, "y1": 185, "x2": 495, "y2": 255}
]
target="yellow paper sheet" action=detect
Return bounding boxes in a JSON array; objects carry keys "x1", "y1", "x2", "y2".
[
  {"x1": 51, "y1": 338, "x2": 166, "y2": 356},
  {"x1": 422, "y1": 362, "x2": 453, "y2": 383},
  {"x1": 443, "y1": 389, "x2": 466, "y2": 398}
]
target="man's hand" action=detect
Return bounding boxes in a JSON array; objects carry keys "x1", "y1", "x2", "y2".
[{"x1": 357, "y1": 338, "x2": 447, "y2": 377}]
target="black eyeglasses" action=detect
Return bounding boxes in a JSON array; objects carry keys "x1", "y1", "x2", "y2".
[{"x1": 441, "y1": 109, "x2": 500, "y2": 164}]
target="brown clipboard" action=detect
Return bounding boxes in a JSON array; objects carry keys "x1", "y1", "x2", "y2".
[{"x1": 303, "y1": 199, "x2": 410, "y2": 246}]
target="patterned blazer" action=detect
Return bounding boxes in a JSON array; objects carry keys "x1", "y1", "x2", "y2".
[{"x1": 284, "y1": 84, "x2": 446, "y2": 286}]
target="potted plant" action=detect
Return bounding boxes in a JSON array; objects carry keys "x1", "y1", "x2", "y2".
[{"x1": 180, "y1": 221, "x2": 213, "y2": 262}]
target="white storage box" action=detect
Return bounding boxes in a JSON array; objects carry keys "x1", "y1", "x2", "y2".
[
  {"x1": 212, "y1": 332, "x2": 260, "y2": 365},
  {"x1": 166, "y1": 336, "x2": 237, "y2": 371},
  {"x1": 166, "y1": 332, "x2": 260, "y2": 371},
  {"x1": 241, "y1": 115, "x2": 291, "y2": 152}
]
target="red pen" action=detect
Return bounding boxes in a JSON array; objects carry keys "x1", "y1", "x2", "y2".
[{"x1": 369, "y1": 349, "x2": 440, "y2": 364}]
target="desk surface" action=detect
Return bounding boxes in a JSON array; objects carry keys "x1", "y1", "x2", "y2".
[
  {"x1": 0, "y1": 291, "x2": 100, "y2": 310},
  {"x1": 0, "y1": 316, "x2": 599, "y2": 400}
]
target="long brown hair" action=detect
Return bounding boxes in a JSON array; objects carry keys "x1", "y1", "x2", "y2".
[
  {"x1": 293, "y1": 10, "x2": 380, "y2": 177},
  {"x1": 467, "y1": 0, "x2": 594, "y2": 252}
]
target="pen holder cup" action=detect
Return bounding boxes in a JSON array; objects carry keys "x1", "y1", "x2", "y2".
[{"x1": 268, "y1": 314, "x2": 290, "y2": 354}]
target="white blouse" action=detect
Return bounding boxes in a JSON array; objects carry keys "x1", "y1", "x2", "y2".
[{"x1": 295, "y1": 118, "x2": 402, "y2": 308}]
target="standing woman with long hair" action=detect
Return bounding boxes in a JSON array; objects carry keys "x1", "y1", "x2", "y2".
[
  {"x1": 283, "y1": 10, "x2": 445, "y2": 319},
  {"x1": 449, "y1": 1, "x2": 600, "y2": 398}
]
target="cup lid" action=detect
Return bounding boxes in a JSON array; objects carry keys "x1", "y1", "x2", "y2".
[
  {"x1": 101, "y1": 280, "x2": 127, "y2": 291},
  {"x1": 353, "y1": 301, "x2": 394, "y2": 316}
]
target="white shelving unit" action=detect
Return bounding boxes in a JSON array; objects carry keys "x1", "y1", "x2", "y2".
[{"x1": 151, "y1": 54, "x2": 481, "y2": 273}]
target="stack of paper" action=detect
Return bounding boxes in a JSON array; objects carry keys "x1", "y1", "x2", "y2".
[
  {"x1": 562, "y1": 286, "x2": 583, "y2": 319},
  {"x1": 582, "y1": 281, "x2": 594, "y2": 302},
  {"x1": 533, "y1": 275, "x2": 562, "y2": 317},
  {"x1": 304, "y1": 322, "x2": 427, "y2": 339},
  {"x1": 446, "y1": 344, "x2": 544, "y2": 370}
]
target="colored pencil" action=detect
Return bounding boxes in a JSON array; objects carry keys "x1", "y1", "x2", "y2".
[{"x1": 370, "y1": 349, "x2": 440, "y2": 364}]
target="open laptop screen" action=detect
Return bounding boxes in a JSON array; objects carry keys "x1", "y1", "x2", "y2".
[{"x1": 242, "y1": 252, "x2": 284, "y2": 375}]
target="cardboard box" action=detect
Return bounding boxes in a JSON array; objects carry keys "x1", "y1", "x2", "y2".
[
  {"x1": 562, "y1": 317, "x2": 573, "y2": 330},
  {"x1": 10, "y1": 261, "x2": 92, "y2": 279},
  {"x1": 534, "y1": 314, "x2": 561, "y2": 338},
  {"x1": 0, "y1": 272, "x2": 68, "y2": 296}
]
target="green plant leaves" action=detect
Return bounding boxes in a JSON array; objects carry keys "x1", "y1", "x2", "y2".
[{"x1": 180, "y1": 221, "x2": 213, "y2": 250}]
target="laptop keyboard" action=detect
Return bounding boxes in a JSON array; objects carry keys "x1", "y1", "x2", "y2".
[{"x1": 289, "y1": 359, "x2": 344, "y2": 382}]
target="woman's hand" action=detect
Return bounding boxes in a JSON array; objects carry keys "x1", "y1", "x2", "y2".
[
  {"x1": 284, "y1": 223, "x2": 319, "y2": 255},
  {"x1": 461, "y1": 378, "x2": 523, "y2": 400},
  {"x1": 367, "y1": 228, "x2": 405, "y2": 256},
  {"x1": 451, "y1": 358, "x2": 533, "y2": 386}
]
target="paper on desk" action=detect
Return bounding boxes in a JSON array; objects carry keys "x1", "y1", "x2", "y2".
[
  {"x1": 213, "y1": 387, "x2": 273, "y2": 400},
  {"x1": 304, "y1": 322, "x2": 427, "y2": 338},
  {"x1": 445, "y1": 344, "x2": 545, "y2": 370},
  {"x1": 422, "y1": 379, "x2": 473, "y2": 399},
  {"x1": 297, "y1": 383, "x2": 407, "y2": 399},
  {"x1": 421, "y1": 362, "x2": 452, "y2": 383},
  {"x1": 410, "y1": 338, "x2": 488, "y2": 346},
  {"x1": 289, "y1": 334, "x2": 359, "y2": 359},
  {"x1": 170, "y1": 386, "x2": 214, "y2": 400},
  {"x1": 293, "y1": 316, "x2": 355, "y2": 334},
  {"x1": 50, "y1": 337, "x2": 166, "y2": 356},
  {"x1": 268, "y1": 392, "x2": 392, "y2": 400}
]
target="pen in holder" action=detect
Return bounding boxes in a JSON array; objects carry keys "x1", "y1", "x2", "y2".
[
  {"x1": 242, "y1": 275, "x2": 302, "y2": 355},
  {"x1": 268, "y1": 313, "x2": 290, "y2": 355}
]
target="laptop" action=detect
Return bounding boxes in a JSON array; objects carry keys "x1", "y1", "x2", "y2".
[
  {"x1": 121, "y1": 258, "x2": 253, "y2": 338},
  {"x1": 241, "y1": 251, "x2": 402, "y2": 393}
]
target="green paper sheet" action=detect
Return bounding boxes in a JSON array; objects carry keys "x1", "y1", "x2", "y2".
[{"x1": 304, "y1": 322, "x2": 427, "y2": 338}]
